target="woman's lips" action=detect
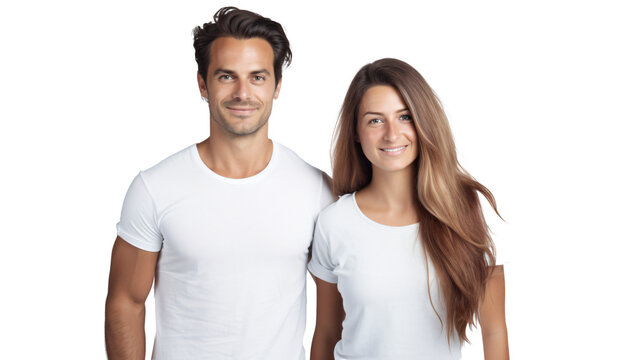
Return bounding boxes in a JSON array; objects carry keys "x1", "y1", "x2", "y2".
[{"x1": 379, "y1": 145, "x2": 408, "y2": 155}]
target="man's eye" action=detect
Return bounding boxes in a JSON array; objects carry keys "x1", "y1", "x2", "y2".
[
  {"x1": 219, "y1": 75, "x2": 233, "y2": 80},
  {"x1": 253, "y1": 75, "x2": 265, "y2": 81},
  {"x1": 400, "y1": 114, "x2": 412, "y2": 121}
]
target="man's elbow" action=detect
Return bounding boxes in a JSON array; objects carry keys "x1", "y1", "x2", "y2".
[{"x1": 105, "y1": 294, "x2": 146, "y2": 321}]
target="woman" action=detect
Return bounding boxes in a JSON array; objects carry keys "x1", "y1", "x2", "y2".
[{"x1": 308, "y1": 58, "x2": 508, "y2": 359}]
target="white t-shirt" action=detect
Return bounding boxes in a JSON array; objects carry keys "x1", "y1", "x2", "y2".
[
  {"x1": 117, "y1": 142, "x2": 333, "y2": 360},
  {"x1": 308, "y1": 193, "x2": 462, "y2": 360}
]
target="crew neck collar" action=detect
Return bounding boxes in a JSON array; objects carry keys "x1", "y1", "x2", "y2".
[
  {"x1": 350, "y1": 192, "x2": 420, "y2": 231},
  {"x1": 192, "y1": 141, "x2": 279, "y2": 184}
]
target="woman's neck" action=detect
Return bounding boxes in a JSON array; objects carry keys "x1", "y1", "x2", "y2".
[{"x1": 356, "y1": 165, "x2": 418, "y2": 225}]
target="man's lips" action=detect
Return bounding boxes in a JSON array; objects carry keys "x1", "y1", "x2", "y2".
[
  {"x1": 223, "y1": 100, "x2": 261, "y2": 115},
  {"x1": 226, "y1": 107, "x2": 257, "y2": 114}
]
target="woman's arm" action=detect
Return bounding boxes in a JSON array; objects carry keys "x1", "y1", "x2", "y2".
[
  {"x1": 479, "y1": 265, "x2": 509, "y2": 360},
  {"x1": 310, "y1": 275, "x2": 344, "y2": 360}
]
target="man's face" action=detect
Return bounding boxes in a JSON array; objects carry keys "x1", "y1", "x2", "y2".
[{"x1": 198, "y1": 37, "x2": 281, "y2": 137}]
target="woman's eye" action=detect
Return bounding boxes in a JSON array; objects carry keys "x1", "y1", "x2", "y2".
[
  {"x1": 400, "y1": 114, "x2": 412, "y2": 121},
  {"x1": 368, "y1": 118, "x2": 383, "y2": 125}
]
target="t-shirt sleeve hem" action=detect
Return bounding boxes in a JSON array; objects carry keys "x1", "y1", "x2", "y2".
[
  {"x1": 307, "y1": 261, "x2": 338, "y2": 284},
  {"x1": 117, "y1": 230, "x2": 162, "y2": 252}
]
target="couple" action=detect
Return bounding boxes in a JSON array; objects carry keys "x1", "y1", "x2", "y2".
[{"x1": 105, "y1": 6, "x2": 508, "y2": 360}]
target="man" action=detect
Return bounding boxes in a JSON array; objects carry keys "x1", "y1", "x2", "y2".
[{"x1": 105, "y1": 7, "x2": 333, "y2": 359}]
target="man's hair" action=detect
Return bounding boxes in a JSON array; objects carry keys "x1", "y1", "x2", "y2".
[{"x1": 193, "y1": 7, "x2": 292, "y2": 87}]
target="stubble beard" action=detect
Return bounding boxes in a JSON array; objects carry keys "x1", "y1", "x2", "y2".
[{"x1": 211, "y1": 103, "x2": 272, "y2": 138}]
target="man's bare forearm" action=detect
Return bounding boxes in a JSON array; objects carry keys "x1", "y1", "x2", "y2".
[{"x1": 105, "y1": 299, "x2": 146, "y2": 360}]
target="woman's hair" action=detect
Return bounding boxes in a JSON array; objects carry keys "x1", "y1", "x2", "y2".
[{"x1": 332, "y1": 58, "x2": 498, "y2": 344}]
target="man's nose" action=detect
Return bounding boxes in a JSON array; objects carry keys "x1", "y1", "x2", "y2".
[{"x1": 232, "y1": 81, "x2": 249, "y2": 100}]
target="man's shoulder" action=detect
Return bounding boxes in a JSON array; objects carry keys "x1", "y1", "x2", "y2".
[
  {"x1": 139, "y1": 144, "x2": 196, "y2": 182},
  {"x1": 274, "y1": 142, "x2": 326, "y2": 179}
]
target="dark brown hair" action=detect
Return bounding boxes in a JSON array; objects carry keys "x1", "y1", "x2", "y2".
[
  {"x1": 193, "y1": 7, "x2": 292, "y2": 87},
  {"x1": 333, "y1": 58, "x2": 499, "y2": 343}
]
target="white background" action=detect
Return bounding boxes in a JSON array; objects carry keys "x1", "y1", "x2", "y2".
[{"x1": 1, "y1": 0, "x2": 641, "y2": 359}]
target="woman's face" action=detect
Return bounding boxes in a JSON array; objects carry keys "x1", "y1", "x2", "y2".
[{"x1": 356, "y1": 85, "x2": 418, "y2": 174}]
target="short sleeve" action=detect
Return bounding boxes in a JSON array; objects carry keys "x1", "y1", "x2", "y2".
[
  {"x1": 316, "y1": 172, "x2": 335, "y2": 218},
  {"x1": 116, "y1": 172, "x2": 163, "y2": 252},
  {"x1": 307, "y1": 218, "x2": 338, "y2": 284}
]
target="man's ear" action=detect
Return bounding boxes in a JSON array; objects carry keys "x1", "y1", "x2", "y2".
[
  {"x1": 197, "y1": 72, "x2": 208, "y2": 99},
  {"x1": 273, "y1": 79, "x2": 282, "y2": 100}
]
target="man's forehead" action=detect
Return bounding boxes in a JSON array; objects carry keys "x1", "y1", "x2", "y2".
[{"x1": 209, "y1": 37, "x2": 274, "y2": 71}]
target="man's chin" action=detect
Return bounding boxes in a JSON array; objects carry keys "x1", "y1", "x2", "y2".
[
  {"x1": 212, "y1": 114, "x2": 269, "y2": 137},
  {"x1": 224, "y1": 123, "x2": 267, "y2": 137}
]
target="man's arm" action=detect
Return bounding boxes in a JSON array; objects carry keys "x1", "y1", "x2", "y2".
[
  {"x1": 105, "y1": 236, "x2": 158, "y2": 360},
  {"x1": 310, "y1": 275, "x2": 344, "y2": 360},
  {"x1": 479, "y1": 265, "x2": 510, "y2": 360}
]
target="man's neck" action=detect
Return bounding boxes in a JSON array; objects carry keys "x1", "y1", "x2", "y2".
[{"x1": 196, "y1": 130, "x2": 273, "y2": 179}]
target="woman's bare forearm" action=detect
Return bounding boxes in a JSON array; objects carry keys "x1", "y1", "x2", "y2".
[
  {"x1": 480, "y1": 265, "x2": 509, "y2": 360},
  {"x1": 310, "y1": 276, "x2": 344, "y2": 360},
  {"x1": 482, "y1": 326, "x2": 509, "y2": 359}
]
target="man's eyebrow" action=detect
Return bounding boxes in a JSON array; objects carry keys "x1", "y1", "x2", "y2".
[
  {"x1": 362, "y1": 108, "x2": 409, "y2": 117},
  {"x1": 250, "y1": 69, "x2": 271, "y2": 76},
  {"x1": 213, "y1": 69, "x2": 272, "y2": 76},
  {"x1": 213, "y1": 69, "x2": 234, "y2": 74}
]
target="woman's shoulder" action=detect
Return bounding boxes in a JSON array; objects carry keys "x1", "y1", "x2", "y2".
[{"x1": 317, "y1": 193, "x2": 356, "y2": 224}]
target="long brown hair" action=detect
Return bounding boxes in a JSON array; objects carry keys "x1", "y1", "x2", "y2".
[{"x1": 332, "y1": 58, "x2": 498, "y2": 343}]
